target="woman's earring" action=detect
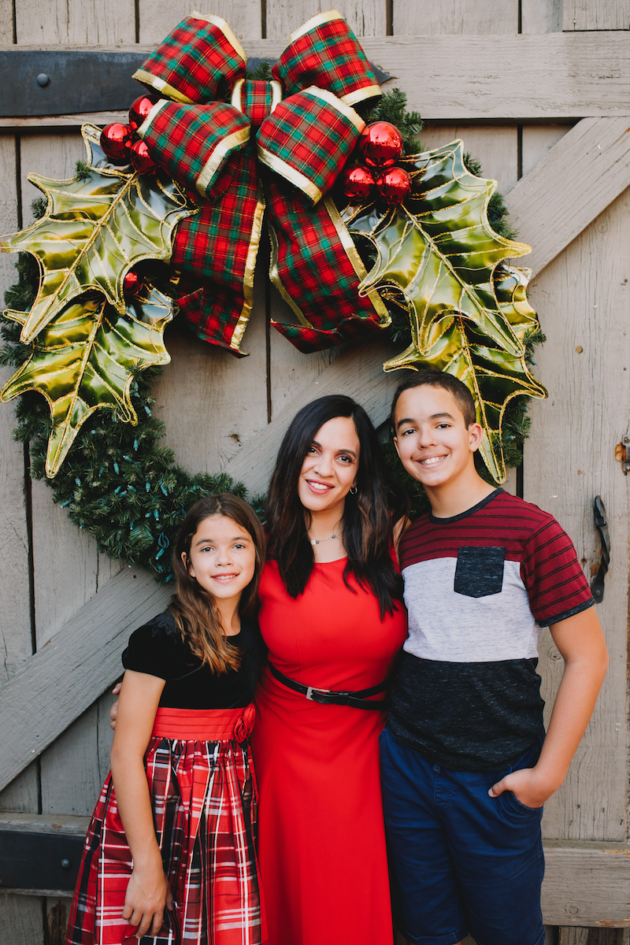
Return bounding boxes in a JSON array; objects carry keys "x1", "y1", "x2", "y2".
[{"x1": 350, "y1": 485, "x2": 358, "y2": 495}]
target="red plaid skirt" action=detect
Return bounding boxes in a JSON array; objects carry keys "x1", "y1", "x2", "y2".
[{"x1": 65, "y1": 705, "x2": 265, "y2": 945}]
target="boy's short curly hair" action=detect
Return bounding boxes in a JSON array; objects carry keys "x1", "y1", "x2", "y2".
[{"x1": 390, "y1": 370, "x2": 476, "y2": 430}]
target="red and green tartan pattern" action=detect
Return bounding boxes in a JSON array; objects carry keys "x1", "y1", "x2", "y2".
[
  {"x1": 64, "y1": 732, "x2": 264, "y2": 945},
  {"x1": 239, "y1": 80, "x2": 277, "y2": 127},
  {"x1": 264, "y1": 172, "x2": 383, "y2": 352},
  {"x1": 141, "y1": 102, "x2": 249, "y2": 199},
  {"x1": 172, "y1": 145, "x2": 260, "y2": 353},
  {"x1": 271, "y1": 312, "x2": 384, "y2": 352},
  {"x1": 257, "y1": 91, "x2": 361, "y2": 203},
  {"x1": 272, "y1": 15, "x2": 380, "y2": 103},
  {"x1": 136, "y1": 14, "x2": 245, "y2": 104},
  {"x1": 177, "y1": 283, "x2": 248, "y2": 357}
]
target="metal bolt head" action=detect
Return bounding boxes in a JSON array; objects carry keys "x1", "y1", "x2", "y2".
[
  {"x1": 36, "y1": 74, "x2": 50, "y2": 87},
  {"x1": 60, "y1": 858, "x2": 71, "y2": 869}
]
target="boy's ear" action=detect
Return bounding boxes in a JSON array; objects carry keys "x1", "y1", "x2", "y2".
[{"x1": 468, "y1": 422, "x2": 484, "y2": 452}]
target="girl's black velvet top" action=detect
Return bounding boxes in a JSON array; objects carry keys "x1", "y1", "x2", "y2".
[{"x1": 122, "y1": 610, "x2": 267, "y2": 709}]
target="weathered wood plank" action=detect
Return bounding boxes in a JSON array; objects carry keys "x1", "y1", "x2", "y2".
[
  {"x1": 543, "y1": 842, "x2": 630, "y2": 926},
  {"x1": 524, "y1": 191, "x2": 630, "y2": 841},
  {"x1": 0, "y1": 812, "x2": 90, "y2": 835},
  {"x1": 0, "y1": 112, "x2": 128, "y2": 130},
  {"x1": 522, "y1": 0, "x2": 563, "y2": 33},
  {"x1": 419, "y1": 125, "x2": 518, "y2": 194},
  {"x1": 138, "y1": 0, "x2": 262, "y2": 44},
  {"x1": 15, "y1": 0, "x2": 135, "y2": 45},
  {"x1": 46, "y1": 897, "x2": 71, "y2": 945},
  {"x1": 522, "y1": 125, "x2": 571, "y2": 177},
  {"x1": 0, "y1": 134, "x2": 31, "y2": 683},
  {"x1": 267, "y1": 282, "x2": 343, "y2": 422},
  {"x1": 563, "y1": 1, "x2": 629, "y2": 31},
  {"x1": 266, "y1": 0, "x2": 386, "y2": 39},
  {"x1": 0, "y1": 567, "x2": 170, "y2": 793},
  {"x1": 0, "y1": 892, "x2": 43, "y2": 944},
  {"x1": 0, "y1": 1, "x2": 13, "y2": 44},
  {"x1": 3, "y1": 33, "x2": 630, "y2": 120},
  {"x1": 393, "y1": 0, "x2": 518, "y2": 35},
  {"x1": 40, "y1": 690, "x2": 115, "y2": 815},
  {"x1": 152, "y1": 271, "x2": 269, "y2": 475},
  {"x1": 0, "y1": 131, "x2": 41, "y2": 817},
  {"x1": 504, "y1": 117, "x2": 630, "y2": 277},
  {"x1": 223, "y1": 339, "x2": 401, "y2": 495}
]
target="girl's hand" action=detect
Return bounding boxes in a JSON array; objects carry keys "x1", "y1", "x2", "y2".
[{"x1": 123, "y1": 858, "x2": 174, "y2": 939}]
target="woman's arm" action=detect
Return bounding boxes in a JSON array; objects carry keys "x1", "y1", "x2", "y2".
[{"x1": 110, "y1": 669, "x2": 173, "y2": 939}]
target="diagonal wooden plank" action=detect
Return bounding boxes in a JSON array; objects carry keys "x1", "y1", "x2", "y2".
[
  {"x1": 0, "y1": 568, "x2": 170, "y2": 793},
  {"x1": 504, "y1": 117, "x2": 630, "y2": 276}
]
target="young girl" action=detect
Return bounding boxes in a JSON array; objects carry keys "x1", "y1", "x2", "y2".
[{"x1": 65, "y1": 494, "x2": 268, "y2": 945}]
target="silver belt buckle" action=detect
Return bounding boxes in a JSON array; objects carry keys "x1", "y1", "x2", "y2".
[{"x1": 305, "y1": 686, "x2": 330, "y2": 701}]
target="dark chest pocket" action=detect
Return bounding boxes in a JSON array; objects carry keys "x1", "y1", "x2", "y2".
[{"x1": 454, "y1": 546, "x2": 506, "y2": 598}]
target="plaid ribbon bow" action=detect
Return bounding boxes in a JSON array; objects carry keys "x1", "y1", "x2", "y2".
[{"x1": 134, "y1": 9, "x2": 390, "y2": 356}]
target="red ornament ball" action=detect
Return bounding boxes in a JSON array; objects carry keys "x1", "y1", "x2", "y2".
[
  {"x1": 375, "y1": 166, "x2": 412, "y2": 205},
  {"x1": 129, "y1": 93, "x2": 161, "y2": 133},
  {"x1": 100, "y1": 123, "x2": 132, "y2": 164},
  {"x1": 357, "y1": 121, "x2": 403, "y2": 168},
  {"x1": 341, "y1": 164, "x2": 375, "y2": 202},
  {"x1": 130, "y1": 139, "x2": 157, "y2": 175},
  {"x1": 123, "y1": 270, "x2": 142, "y2": 297}
]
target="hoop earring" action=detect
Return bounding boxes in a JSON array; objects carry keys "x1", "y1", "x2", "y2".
[{"x1": 350, "y1": 485, "x2": 358, "y2": 495}]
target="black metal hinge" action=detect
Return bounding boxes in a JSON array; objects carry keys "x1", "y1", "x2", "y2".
[
  {"x1": 0, "y1": 829, "x2": 84, "y2": 891},
  {"x1": 0, "y1": 50, "x2": 394, "y2": 118}
]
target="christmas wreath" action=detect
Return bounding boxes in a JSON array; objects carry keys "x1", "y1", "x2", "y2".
[{"x1": 0, "y1": 11, "x2": 545, "y2": 581}]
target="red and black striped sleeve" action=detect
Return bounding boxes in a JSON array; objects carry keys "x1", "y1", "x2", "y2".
[{"x1": 520, "y1": 515, "x2": 593, "y2": 627}]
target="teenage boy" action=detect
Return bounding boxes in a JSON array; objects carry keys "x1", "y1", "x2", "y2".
[{"x1": 382, "y1": 369, "x2": 608, "y2": 945}]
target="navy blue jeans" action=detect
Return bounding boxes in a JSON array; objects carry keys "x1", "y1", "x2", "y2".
[{"x1": 380, "y1": 726, "x2": 546, "y2": 945}]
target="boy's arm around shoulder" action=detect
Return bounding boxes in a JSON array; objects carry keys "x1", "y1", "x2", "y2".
[
  {"x1": 489, "y1": 606, "x2": 608, "y2": 808},
  {"x1": 111, "y1": 670, "x2": 173, "y2": 938}
]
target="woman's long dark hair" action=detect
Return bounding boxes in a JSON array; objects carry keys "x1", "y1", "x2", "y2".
[
  {"x1": 266, "y1": 396, "x2": 405, "y2": 617},
  {"x1": 170, "y1": 494, "x2": 266, "y2": 674}
]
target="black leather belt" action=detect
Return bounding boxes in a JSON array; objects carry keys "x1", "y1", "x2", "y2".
[{"x1": 268, "y1": 662, "x2": 391, "y2": 710}]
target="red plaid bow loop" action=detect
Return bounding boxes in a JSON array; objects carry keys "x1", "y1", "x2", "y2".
[{"x1": 134, "y1": 10, "x2": 390, "y2": 355}]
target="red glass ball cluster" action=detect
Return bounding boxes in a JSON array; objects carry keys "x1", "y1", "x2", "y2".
[
  {"x1": 100, "y1": 93, "x2": 161, "y2": 174},
  {"x1": 341, "y1": 121, "x2": 411, "y2": 206},
  {"x1": 122, "y1": 269, "x2": 142, "y2": 297}
]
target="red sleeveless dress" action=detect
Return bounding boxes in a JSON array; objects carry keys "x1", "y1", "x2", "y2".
[{"x1": 253, "y1": 557, "x2": 407, "y2": 945}]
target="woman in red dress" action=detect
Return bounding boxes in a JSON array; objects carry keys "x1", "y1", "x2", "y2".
[{"x1": 253, "y1": 395, "x2": 408, "y2": 945}]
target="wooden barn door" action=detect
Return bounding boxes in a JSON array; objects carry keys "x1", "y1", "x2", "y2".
[{"x1": 0, "y1": 1, "x2": 629, "y2": 943}]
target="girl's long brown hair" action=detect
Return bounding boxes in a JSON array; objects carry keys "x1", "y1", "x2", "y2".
[{"x1": 169, "y1": 494, "x2": 266, "y2": 674}]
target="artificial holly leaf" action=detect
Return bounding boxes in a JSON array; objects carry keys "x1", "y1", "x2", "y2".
[
  {"x1": 0, "y1": 284, "x2": 174, "y2": 476},
  {"x1": 342, "y1": 139, "x2": 546, "y2": 482},
  {"x1": 1, "y1": 123, "x2": 194, "y2": 344}
]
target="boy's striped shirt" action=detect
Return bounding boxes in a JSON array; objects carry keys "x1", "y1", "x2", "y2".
[{"x1": 390, "y1": 489, "x2": 594, "y2": 769}]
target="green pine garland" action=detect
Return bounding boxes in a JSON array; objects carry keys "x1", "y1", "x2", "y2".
[{"x1": 0, "y1": 90, "x2": 544, "y2": 577}]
